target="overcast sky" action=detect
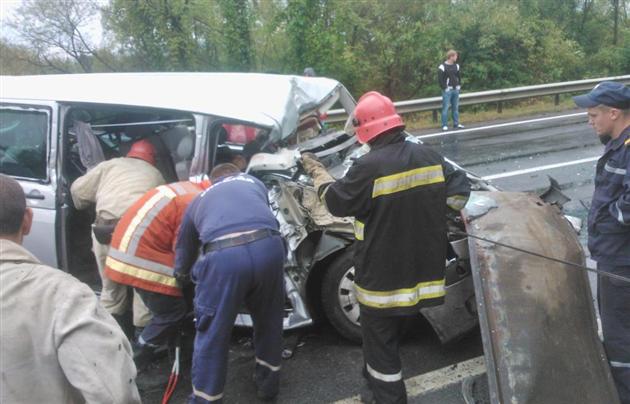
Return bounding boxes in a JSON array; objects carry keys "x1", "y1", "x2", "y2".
[
  {"x1": 0, "y1": 0, "x2": 20, "y2": 39},
  {"x1": 0, "y1": 0, "x2": 105, "y2": 44}
]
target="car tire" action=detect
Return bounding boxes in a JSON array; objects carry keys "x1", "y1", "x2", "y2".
[{"x1": 322, "y1": 249, "x2": 363, "y2": 343}]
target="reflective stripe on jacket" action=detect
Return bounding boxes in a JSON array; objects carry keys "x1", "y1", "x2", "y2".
[
  {"x1": 588, "y1": 127, "x2": 630, "y2": 266},
  {"x1": 105, "y1": 181, "x2": 205, "y2": 296},
  {"x1": 323, "y1": 132, "x2": 471, "y2": 316}
]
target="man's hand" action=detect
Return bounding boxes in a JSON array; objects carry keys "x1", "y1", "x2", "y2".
[{"x1": 301, "y1": 152, "x2": 324, "y2": 175}]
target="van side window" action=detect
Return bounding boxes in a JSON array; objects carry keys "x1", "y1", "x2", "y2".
[{"x1": 0, "y1": 109, "x2": 48, "y2": 180}]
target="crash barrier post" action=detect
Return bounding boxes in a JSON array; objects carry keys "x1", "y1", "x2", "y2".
[{"x1": 326, "y1": 75, "x2": 630, "y2": 123}]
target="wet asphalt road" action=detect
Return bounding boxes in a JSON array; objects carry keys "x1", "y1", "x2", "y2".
[{"x1": 140, "y1": 110, "x2": 599, "y2": 403}]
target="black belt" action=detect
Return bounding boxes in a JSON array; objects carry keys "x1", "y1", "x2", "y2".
[{"x1": 202, "y1": 229, "x2": 280, "y2": 254}]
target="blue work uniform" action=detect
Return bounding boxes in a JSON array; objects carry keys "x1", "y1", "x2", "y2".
[
  {"x1": 175, "y1": 173, "x2": 285, "y2": 403},
  {"x1": 588, "y1": 126, "x2": 630, "y2": 404}
]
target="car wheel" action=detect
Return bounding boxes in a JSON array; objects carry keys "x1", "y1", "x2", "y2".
[{"x1": 322, "y1": 249, "x2": 362, "y2": 343}]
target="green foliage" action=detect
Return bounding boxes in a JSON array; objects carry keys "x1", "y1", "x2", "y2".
[
  {"x1": 103, "y1": 0, "x2": 221, "y2": 71},
  {"x1": 5, "y1": 0, "x2": 630, "y2": 100},
  {"x1": 0, "y1": 40, "x2": 47, "y2": 75},
  {"x1": 442, "y1": 0, "x2": 585, "y2": 90},
  {"x1": 218, "y1": 0, "x2": 254, "y2": 71}
]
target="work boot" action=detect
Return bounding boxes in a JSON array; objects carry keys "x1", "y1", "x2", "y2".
[
  {"x1": 359, "y1": 366, "x2": 376, "y2": 403},
  {"x1": 132, "y1": 341, "x2": 167, "y2": 372},
  {"x1": 359, "y1": 383, "x2": 376, "y2": 404},
  {"x1": 253, "y1": 366, "x2": 279, "y2": 401}
]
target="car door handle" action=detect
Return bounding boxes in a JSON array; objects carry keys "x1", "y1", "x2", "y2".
[{"x1": 26, "y1": 190, "x2": 45, "y2": 200}]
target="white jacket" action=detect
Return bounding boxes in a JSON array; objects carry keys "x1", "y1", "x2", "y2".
[
  {"x1": 71, "y1": 157, "x2": 165, "y2": 220},
  {"x1": 0, "y1": 240, "x2": 141, "y2": 404}
]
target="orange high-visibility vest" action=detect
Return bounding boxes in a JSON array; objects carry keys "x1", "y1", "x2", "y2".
[{"x1": 104, "y1": 181, "x2": 206, "y2": 296}]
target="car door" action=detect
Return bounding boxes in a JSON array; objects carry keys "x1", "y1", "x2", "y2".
[{"x1": 0, "y1": 101, "x2": 58, "y2": 267}]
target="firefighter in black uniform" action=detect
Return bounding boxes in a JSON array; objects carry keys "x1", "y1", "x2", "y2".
[
  {"x1": 573, "y1": 81, "x2": 630, "y2": 404},
  {"x1": 302, "y1": 91, "x2": 471, "y2": 403}
]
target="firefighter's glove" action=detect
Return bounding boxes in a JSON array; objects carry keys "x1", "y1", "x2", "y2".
[
  {"x1": 301, "y1": 152, "x2": 323, "y2": 174},
  {"x1": 301, "y1": 152, "x2": 334, "y2": 194}
]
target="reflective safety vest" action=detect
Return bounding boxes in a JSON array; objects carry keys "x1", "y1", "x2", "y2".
[
  {"x1": 323, "y1": 132, "x2": 471, "y2": 316},
  {"x1": 105, "y1": 181, "x2": 206, "y2": 296}
]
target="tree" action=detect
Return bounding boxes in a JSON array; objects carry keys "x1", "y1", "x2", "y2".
[
  {"x1": 8, "y1": 0, "x2": 115, "y2": 73},
  {"x1": 104, "y1": 0, "x2": 223, "y2": 71},
  {"x1": 218, "y1": 0, "x2": 254, "y2": 71},
  {"x1": 4, "y1": 0, "x2": 627, "y2": 95},
  {"x1": 0, "y1": 40, "x2": 48, "y2": 75}
]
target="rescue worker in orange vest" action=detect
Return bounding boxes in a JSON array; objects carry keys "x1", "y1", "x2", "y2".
[
  {"x1": 105, "y1": 179, "x2": 210, "y2": 369},
  {"x1": 301, "y1": 92, "x2": 471, "y2": 404},
  {"x1": 71, "y1": 139, "x2": 165, "y2": 334}
]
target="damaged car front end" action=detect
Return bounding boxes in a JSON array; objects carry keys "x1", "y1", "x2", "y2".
[{"x1": 237, "y1": 92, "x2": 493, "y2": 343}]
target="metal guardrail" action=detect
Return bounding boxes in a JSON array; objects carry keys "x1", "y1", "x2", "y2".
[{"x1": 326, "y1": 75, "x2": 630, "y2": 123}]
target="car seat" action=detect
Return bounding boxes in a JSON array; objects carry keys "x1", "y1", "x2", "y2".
[{"x1": 159, "y1": 126, "x2": 195, "y2": 181}]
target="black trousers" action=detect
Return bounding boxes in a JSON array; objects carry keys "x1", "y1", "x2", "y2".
[
  {"x1": 598, "y1": 264, "x2": 630, "y2": 404},
  {"x1": 361, "y1": 309, "x2": 408, "y2": 404},
  {"x1": 135, "y1": 288, "x2": 188, "y2": 346}
]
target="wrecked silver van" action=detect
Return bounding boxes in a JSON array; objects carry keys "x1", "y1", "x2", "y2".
[{"x1": 0, "y1": 73, "x2": 575, "y2": 347}]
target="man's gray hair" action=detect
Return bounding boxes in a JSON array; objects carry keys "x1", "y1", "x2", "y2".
[{"x1": 0, "y1": 175, "x2": 26, "y2": 235}]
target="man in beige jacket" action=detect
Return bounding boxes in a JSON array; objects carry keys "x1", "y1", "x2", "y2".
[
  {"x1": 0, "y1": 174, "x2": 141, "y2": 403},
  {"x1": 71, "y1": 139, "x2": 165, "y2": 333}
]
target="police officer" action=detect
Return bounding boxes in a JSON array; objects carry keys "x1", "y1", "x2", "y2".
[
  {"x1": 574, "y1": 81, "x2": 630, "y2": 404},
  {"x1": 174, "y1": 163, "x2": 285, "y2": 403},
  {"x1": 302, "y1": 91, "x2": 471, "y2": 403}
]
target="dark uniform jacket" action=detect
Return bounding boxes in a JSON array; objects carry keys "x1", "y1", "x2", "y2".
[
  {"x1": 588, "y1": 127, "x2": 630, "y2": 266},
  {"x1": 323, "y1": 132, "x2": 471, "y2": 316},
  {"x1": 174, "y1": 173, "x2": 279, "y2": 276}
]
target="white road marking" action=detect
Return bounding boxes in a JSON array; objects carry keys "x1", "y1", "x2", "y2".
[
  {"x1": 416, "y1": 112, "x2": 586, "y2": 140},
  {"x1": 334, "y1": 356, "x2": 486, "y2": 403},
  {"x1": 482, "y1": 156, "x2": 599, "y2": 180}
]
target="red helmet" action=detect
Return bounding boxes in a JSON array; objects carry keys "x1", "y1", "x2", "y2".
[
  {"x1": 352, "y1": 91, "x2": 404, "y2": 144},
  {"x1": 127, "y1": 139, "x2": 156, "y2": 166}
]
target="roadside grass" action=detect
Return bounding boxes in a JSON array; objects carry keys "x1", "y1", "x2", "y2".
[{"x1": 403, "y1": 94, "x2": 580, "y2": 131}]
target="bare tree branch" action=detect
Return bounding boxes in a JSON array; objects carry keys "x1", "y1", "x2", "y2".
[{"x1": 7, "y1": 0, "x2": 116, "y2": 73}]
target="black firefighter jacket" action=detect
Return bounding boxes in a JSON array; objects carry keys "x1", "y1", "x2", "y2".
[{"x1": 323, "y1": 132, "x2": 471, "y2": 316}]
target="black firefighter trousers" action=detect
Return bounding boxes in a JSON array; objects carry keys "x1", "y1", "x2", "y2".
[
  {"x1": 599, "y1": 264, "x2": 630, "y2": 404},
  {"x1": 361, "y1": 309, "x2": 408, "y2": 404}
]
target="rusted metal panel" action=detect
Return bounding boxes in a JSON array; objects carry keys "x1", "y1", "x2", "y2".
[{"x1": 463, "y1": 191, "x2": 619, "y2": 404}]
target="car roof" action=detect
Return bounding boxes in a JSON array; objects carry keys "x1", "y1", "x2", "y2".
[{"x1": 0, "y1": 73, "x2": 346, "y2": 140}]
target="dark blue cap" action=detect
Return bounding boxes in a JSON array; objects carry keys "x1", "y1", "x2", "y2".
[{"x1": 573, "y1": 81, "x2": 630, "y2": 109}]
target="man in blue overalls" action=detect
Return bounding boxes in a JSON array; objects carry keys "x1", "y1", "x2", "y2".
[
  {"x1": 574, "y1": 81, "x2": 630, "y2": 404},
  {"x1": 174, "y1": 163, "x2": 285, "y2": 403}
]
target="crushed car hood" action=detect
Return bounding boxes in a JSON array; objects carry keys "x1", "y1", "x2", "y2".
[
  {"x1": 1, "y1": 73, "x2": 350, "y2": 142},
  {"x1": 463, "y1": 192, "x2": 619, "y2": 404}
]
